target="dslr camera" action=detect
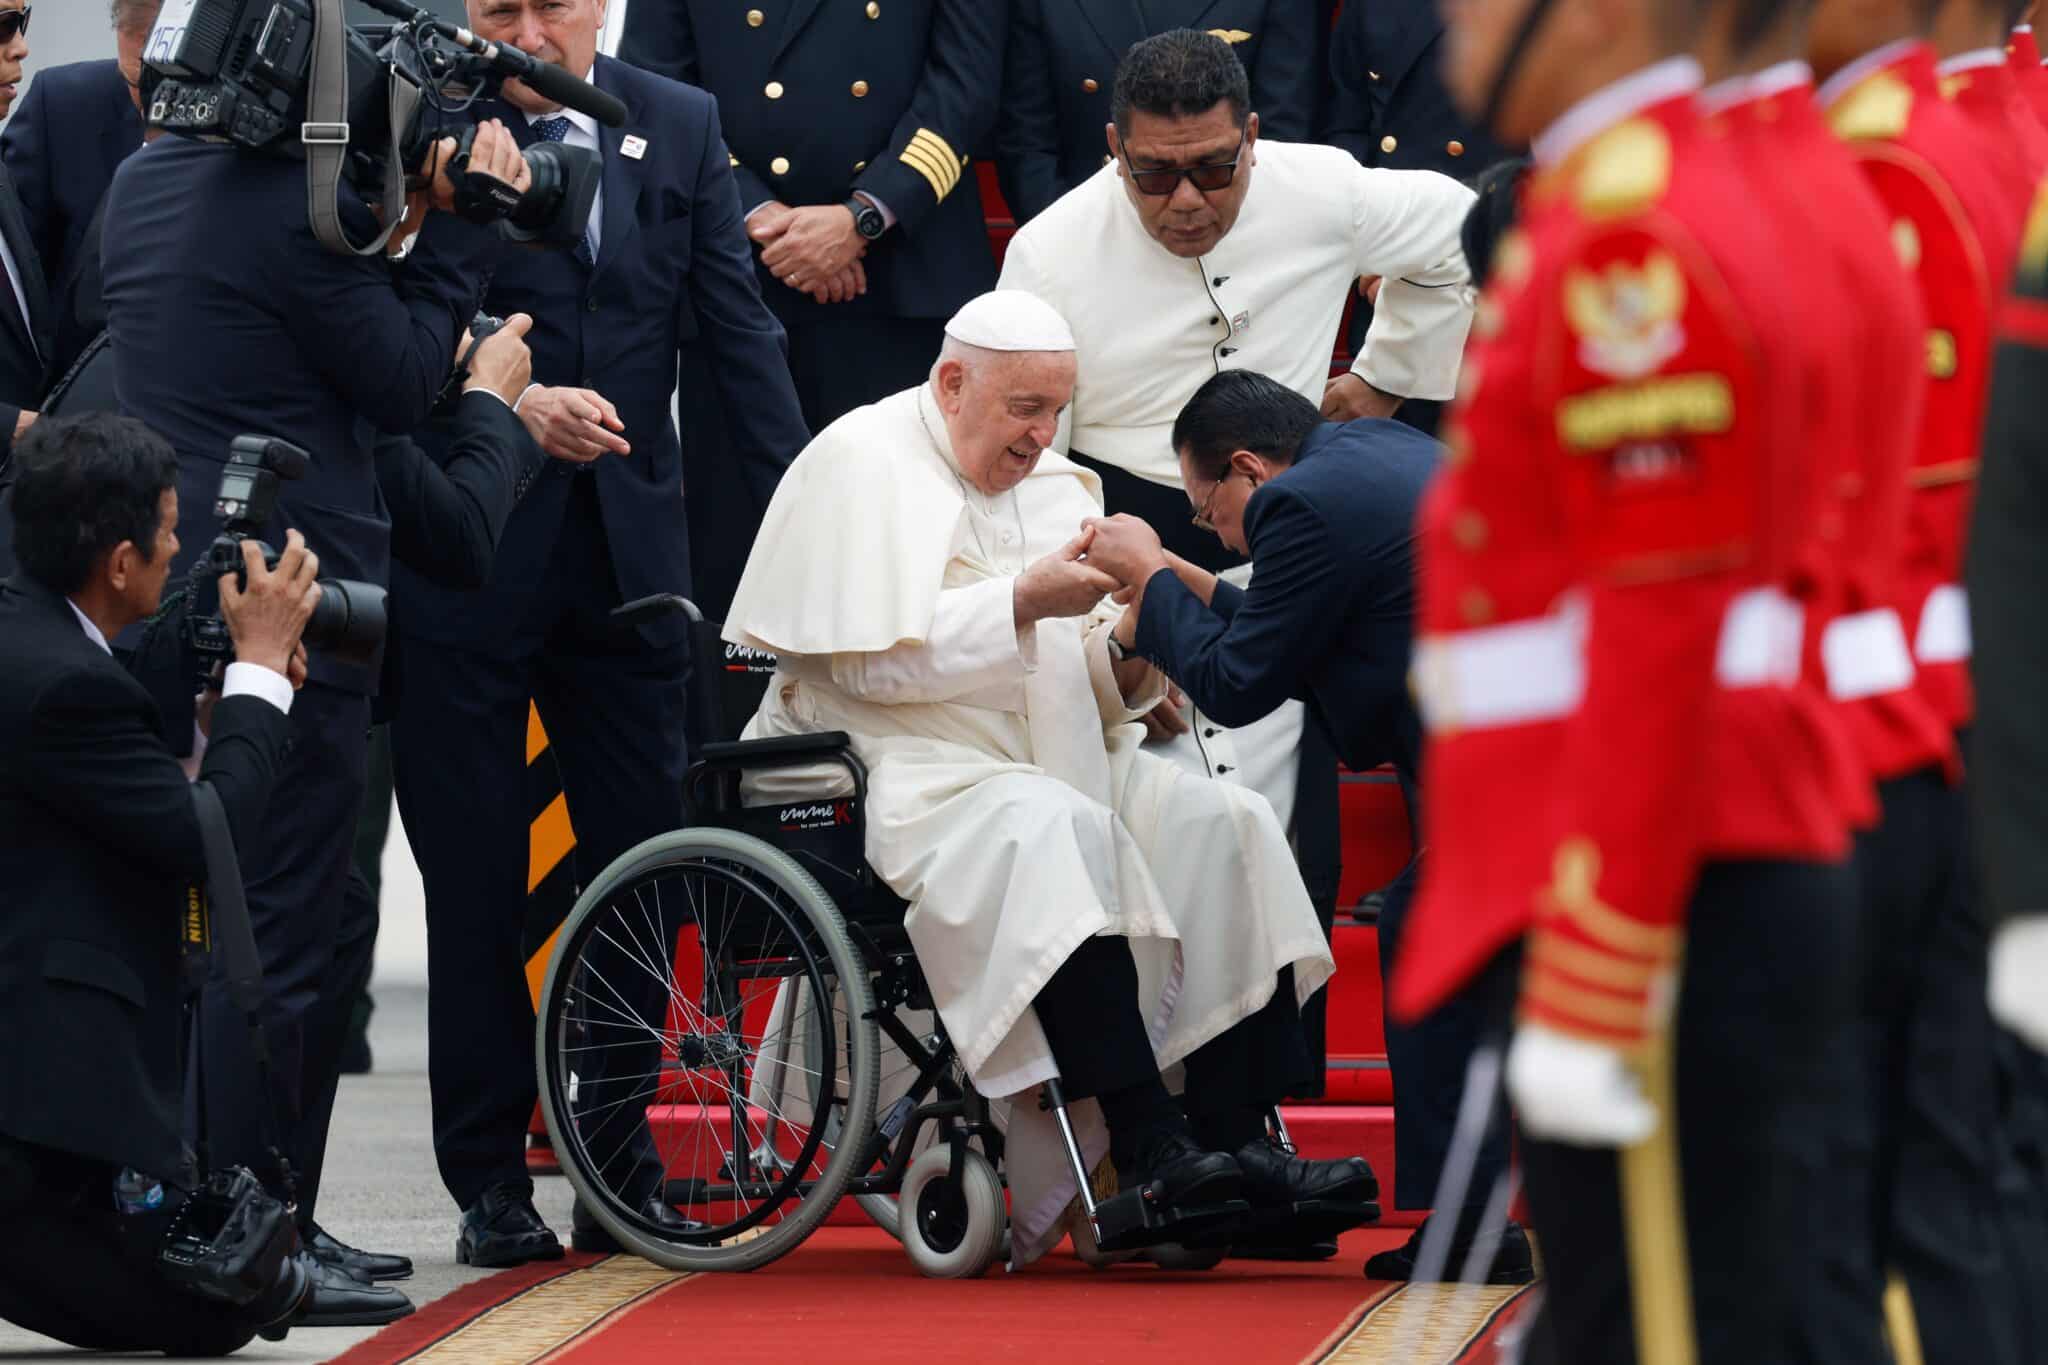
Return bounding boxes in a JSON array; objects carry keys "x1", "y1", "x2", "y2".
[
  {"x1": 142, "y1": 0, "x2": 610, "y2": 250},
  {"x1": 158, "y1": 1166, "x2": 310, "y2": 1331},
  {"x1": 182, "y1": 434, "x2": 387, "y2": 686}
]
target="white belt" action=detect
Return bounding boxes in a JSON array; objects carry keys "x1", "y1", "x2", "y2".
[
  {"x1": 1715, "y1": 588, "x2": 1805, "y2": 689},
  {"x1": 1823, "y1": 608, "x2": 1917, "y2": 701},
  {"x1": 1413, "y1": 599, "x2": 1587, "y2": 732},
  {"x1": 1915, "y1": 583, "x2": 1971, "y2": 664}
]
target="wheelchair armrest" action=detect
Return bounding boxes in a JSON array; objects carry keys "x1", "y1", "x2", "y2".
[
  {"x1": 610, "y1": 593, "x2": 701, "y2": 628},
  {"x1": 699, "y1": 732, "x2": 854, "y2": 765}
]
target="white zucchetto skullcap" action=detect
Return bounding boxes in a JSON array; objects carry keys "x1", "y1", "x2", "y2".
[{"x1": 943, "y1": 290, "x2": 1076, "y2": 353}]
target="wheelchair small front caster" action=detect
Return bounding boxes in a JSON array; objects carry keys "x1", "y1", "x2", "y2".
[{"x1": 901, "y1": 1146, "x2": 1005, "y2": 1278}]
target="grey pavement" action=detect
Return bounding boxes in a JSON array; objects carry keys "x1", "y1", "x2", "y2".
[{"x1": 0, "y1": 811, "x2": 570, "y2": 1362}]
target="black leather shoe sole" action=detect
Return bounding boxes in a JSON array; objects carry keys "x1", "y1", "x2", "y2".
[
  {"x1": 296, "y1": 1285, "x2": 417, "y2": 1328},
  {"x1": 1365, "y1": 1245, "x2": 1536, "y2": 1285},
  {"x1": 457, "y1": 1229, "x2": 565, "y2": 1269}
]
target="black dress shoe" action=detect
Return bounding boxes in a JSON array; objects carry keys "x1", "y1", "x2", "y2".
[
  {"x1": 306, "y1": 1221, "x2": 413, "y2": 1281},
  {"x1": 1233, "y1": 1137, "x2": 1378, "y2": 1207},
  {"x1": 1121, "y1": 1131, "x2": 1246, "y2": 1208},
  {"x1": 571, "y1": 1194, "x2": 707, "y2": 1254},
  {"x1": 293, "y1": 1254, "x2": 417, "y2": 1327},
  {"x1": 1364, "y1": 1217, "x2": 1536, "y2": 1285},
  {"x1": 458, "y1": 1183, "x2": 564, "y2": 1268}
]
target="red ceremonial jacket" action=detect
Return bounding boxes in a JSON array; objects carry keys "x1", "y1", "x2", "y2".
[
  {"x1": 2008, "y1": 26, "x2": 2048, "y2": 126},
  {"x1": 1397, "y1": 63, "x2": 1849, "y2": 1044}
]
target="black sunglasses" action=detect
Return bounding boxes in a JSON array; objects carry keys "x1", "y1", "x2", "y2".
[
  {"x1": 1120, "y1": 130, "x2": 1245, "y2": 197},
  {"x1": 0, "y1": 8, "x2": 30, "y2": 43}
]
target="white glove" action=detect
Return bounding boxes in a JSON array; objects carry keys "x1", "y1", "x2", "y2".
[
  {"x1": 1990, "y1": 915, "x2": 2048, "y2": 1053},
  {"x1": 1506, "y1": 1021, "x2": 1660, "y2": 1147}
]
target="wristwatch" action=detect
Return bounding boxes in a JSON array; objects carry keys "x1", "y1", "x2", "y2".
[
  {"x1": 843, "y1": 195, "x2": 887, "y2": 241},
  {"x1": 1106, "y1": 634, "x2": 1133, "y2": 663}
]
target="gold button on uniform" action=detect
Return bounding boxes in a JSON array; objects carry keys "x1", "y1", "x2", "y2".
[
  {"x1": 770, "y1": 156, "x2": 790, "y2": 175},
  {"x1": 1369, "y1": 70, "x2": 1380, "y2": 81},
  {"x1": 1083, "y1": 77, "x2": 1098, "y2": 92},
  {"x1": 1452, "y1": 511, "x2": 1488, "y2": 550},
  {"x1": 746, "y1": 8, "x2": 763, "y2": 25},
  {"x1": 1447, "y1": 140, "x2": 1465, "y2": 157},
  {"x1": 1380, "y1": 135, "x2": 1398, "y2": 154},
  {"x1": 851, "y1": 80, "x2": 868, "y2": 97},
  {"x1": 1460, "y1": 588, "x2": 1495, "y2": 625},
  {"x1": 765, "y1": 81, "x2": 784, "y2": 99},
  {"x1": 853, "y1": 159, "x2": 867, "y2": 171},
  {"x1": 866, "y1": 1, "x2": 880, "y2": 15}
]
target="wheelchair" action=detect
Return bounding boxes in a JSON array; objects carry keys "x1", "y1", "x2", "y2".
[{"x1": 534, "y1": 596, "x2": 1375, "y2": 1277}]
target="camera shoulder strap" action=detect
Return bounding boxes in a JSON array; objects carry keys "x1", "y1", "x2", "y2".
[
  {"x1": 304, "y1": 0, "x2": 416, "y2": 258},
  {"x1": 190, "y1": 781, "x2": 300, "y2": 1206}
]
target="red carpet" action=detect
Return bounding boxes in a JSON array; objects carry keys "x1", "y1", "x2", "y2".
[{"x1": 328, "y1": 1229, "x2": 1536, "y2": 1365}]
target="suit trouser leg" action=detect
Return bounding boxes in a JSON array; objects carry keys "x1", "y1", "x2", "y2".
[
  {"x1": 0, "y1": 1136, "x2": 258, "y2": 1356},
  {"x1": 1521, "y1": 859, "x2": 1850, "y2": 1365},
  {"x1": 196, "y1": 681, "x2": 368, "y2": 1214},
  {"x1": 390, "y1": 634, "x2": 539, "y2": 1211},
  {"x1": 528, "y1": 485, "x2": 691, "y2": 1204},
  {"x1": 1377, "y1": 853, "x2": 1510, "y2": 1212},
  {"x1": 293, "y1": 859, "x2": 378, "y2": 1226}
]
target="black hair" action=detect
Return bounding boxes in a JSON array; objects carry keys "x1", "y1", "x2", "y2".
[
  {"x1": 1462, "y1": 157, "x2": 1532, "y2": 289},
  {"x1": 1170, "y1": 370, "x2": 1322, "y2": 482},
  {"x1": 1111, "y1": 29, "x2": 1251, "y2": 137},
  {"x1": 10, "y1": 412, "x2": 179, "y2": 595}
]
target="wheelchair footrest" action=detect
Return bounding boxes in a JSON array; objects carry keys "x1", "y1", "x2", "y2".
[
  {"x1": 1180, "y1": 1198, "x2": 1382, "y2": 1252},
  {"x1": 1089, "y1": 1186, "x2": 1252, "y2": 1254}
]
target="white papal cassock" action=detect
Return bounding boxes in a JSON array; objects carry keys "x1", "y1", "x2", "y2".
[
  {"x1": 995, "y1": 140, "x2": 1476, "y2": 824},
  {"x1": 723, "y1": 384, "x2": 1334, "y2": 1264}
]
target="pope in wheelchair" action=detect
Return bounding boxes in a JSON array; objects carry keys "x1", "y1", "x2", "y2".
[{"x1": 533, "y1": 291, "x2": 1377, "y2": 1276}]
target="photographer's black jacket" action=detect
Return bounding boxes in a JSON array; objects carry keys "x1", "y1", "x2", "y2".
[
  {"x1": 376, "y1": 389, "x2": 543, "y2": 592},
  {"x1": 100, "y1": 139, "x2": 492, "y2": 692},
  {"x1": 0, "y1": 575, "x2": 293, "y2": 1180}
]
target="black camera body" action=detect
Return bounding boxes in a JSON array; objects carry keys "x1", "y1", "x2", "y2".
[
  {"x1": 158, "y1": 1166, "x2": 309, "y2": 1329},
  {"x1": 143, "y1": 0, "x2": 601, "y2": 246},
  {"x1": 182, "y1": 434, "x2": 388, "y2": 686}
]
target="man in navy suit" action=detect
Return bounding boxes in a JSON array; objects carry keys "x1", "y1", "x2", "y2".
[
  {"x1": 1083, "y1": 369, "x2": 1532, "y2": 1284},
  {"x1": 390, "y1": 0, "x2": 809, "y2": 1267},
  {"x1": 0, "y1": 0, "x2": 149, "y2": 379},
  {"x1": 0, "y1": 0, "x2": 52, "y2": 580},
  {"x1": 101, "y1": 112, "x2": 531, "y2": 1322}
]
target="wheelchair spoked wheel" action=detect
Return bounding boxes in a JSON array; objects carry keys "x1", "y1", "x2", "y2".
[{"x1": 536, "y1": 828, "x2": 879, "y2": 1272}]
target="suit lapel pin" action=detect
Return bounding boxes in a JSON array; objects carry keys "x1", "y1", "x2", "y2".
[{"x1": 621, "y1": 134, "x2": 648, "y2": 160}]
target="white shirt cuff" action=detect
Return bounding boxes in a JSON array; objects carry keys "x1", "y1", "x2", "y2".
[
  {"x1": 223, "y1": 661, "x2": 294, "y2": 716},
  {"x1": 462, "y1": 383, "x2": 515, "y2": 411}
]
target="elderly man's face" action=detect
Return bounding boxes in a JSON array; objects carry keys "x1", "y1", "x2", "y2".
[
  {"x1": 118, "y1": 10, "x2": 158, "y2": 113},
  {"x1": 934, "y1": 350, "x2": 1076, "y2": 497},
  {"x1": 470, "y1": 0, "x2": 603, "y2": 114},
  {"x1": 1107, "y1": 104, "x2": 1257, "y2": 259}
]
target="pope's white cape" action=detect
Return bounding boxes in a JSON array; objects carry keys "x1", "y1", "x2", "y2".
[{"x1": 725, "y1": 386, "x2": 1334, "y2": 1265}]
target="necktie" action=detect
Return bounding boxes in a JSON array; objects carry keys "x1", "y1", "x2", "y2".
[{"x1": 532, "y1": 115, "x2": 596, "y2": 268}]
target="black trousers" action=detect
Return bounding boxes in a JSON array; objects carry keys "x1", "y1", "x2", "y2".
[
  {"x1": 392, "y1": 477, "x2": 690, "y2": 1211},
  {"x1": 678, "y1": 312, "x2": 942, "y2": 622},
  {"x1": 0, "y1": 1134, "x2": 258, "y2": 1356},
  {"x1": 1804, "y1": 769, "x2": 2022, "y2": 1365},
  {"x1": 195, "y1": 678, "x2": 374, "y2": 1229},
  {"x1": 1377, "y1": 852, "x2": 1510, "y2": 1211},
  {"x1": 1032, "y1": 934, "x2": 1311, "y2": 1150},
  {"x1": 1513, "y1": 858, "x2": 1854, "y2": 1365}
]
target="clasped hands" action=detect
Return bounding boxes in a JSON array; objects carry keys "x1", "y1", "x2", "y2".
[
  {"x1": 1013, "y1": 518, "x2": 1187, "y2": 740},
  {"x1": 749, "y1": 201, "x2": 869, "y2": 304}
]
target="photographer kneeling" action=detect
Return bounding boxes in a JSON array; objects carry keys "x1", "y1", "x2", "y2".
[{"x1": 0, "y1": 413, "x2": 320, "y2": 1355}]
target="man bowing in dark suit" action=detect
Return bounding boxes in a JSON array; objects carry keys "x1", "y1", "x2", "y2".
[
  {"x1": 391, "y1": 0, "x2": 809, "y2": 1267},
  {"x1": 1083, "y1": 370, "x2": 1532, "y2": 1284}
]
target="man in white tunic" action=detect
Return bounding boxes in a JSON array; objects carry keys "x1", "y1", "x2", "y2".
[
  {"x1": 995, "y1": 30, "x2": 1476, "y2": 1056},
  {"x1": 723, "y1": 291, "x2": 1369, "y2": 1265}
]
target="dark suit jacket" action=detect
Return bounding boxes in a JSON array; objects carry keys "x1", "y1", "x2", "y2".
[
  {"x1": 1133, "y1": 417, "x2": 1440, "y2": 781},
  {"x1": 619, "y1": 0, "x2": 1001, "y2": 320},
  {"x1": 378, "y1": 389, "x2": 544, "y2": 593},
  {"x1": 1972, "y1": 258, "x2": 2048, "y2": 926},
  {"x1": 997, "y1": 0, "x2": 1317, "y2": 224},
  {"x1": 1321, "y1": 1, "x2": 1507, "y2": 179},
  {"x1": 0, "y1": 61, "x2": 139, "y2": 328},
  {"x1": 395, "y1": 58, "x2": 807, "y2": 649},
  {"x1": 0, "y1": 575, "x2": 293, "y2": 1179},
  {"x1": 0, "y1": 153, "x2": 49, "y2": 465},
  {"x1": 101, "y1": 137, "x2": 491, "y2": 690}
]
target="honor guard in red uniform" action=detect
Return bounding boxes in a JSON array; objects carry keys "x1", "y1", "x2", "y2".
[
  {"x1": 2008, "y1": 17, "x2": 2048, "y2": 122},
  {"x1": 1809, "y1": 2, "x2": 2035, "y2": 1359},
  {"x1": 1937, "y1": 3, "x2": 2048, "y2": 191},
  {"x1": 1417, "y1": 0, "x2": 1857, "y2": 1357}
]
